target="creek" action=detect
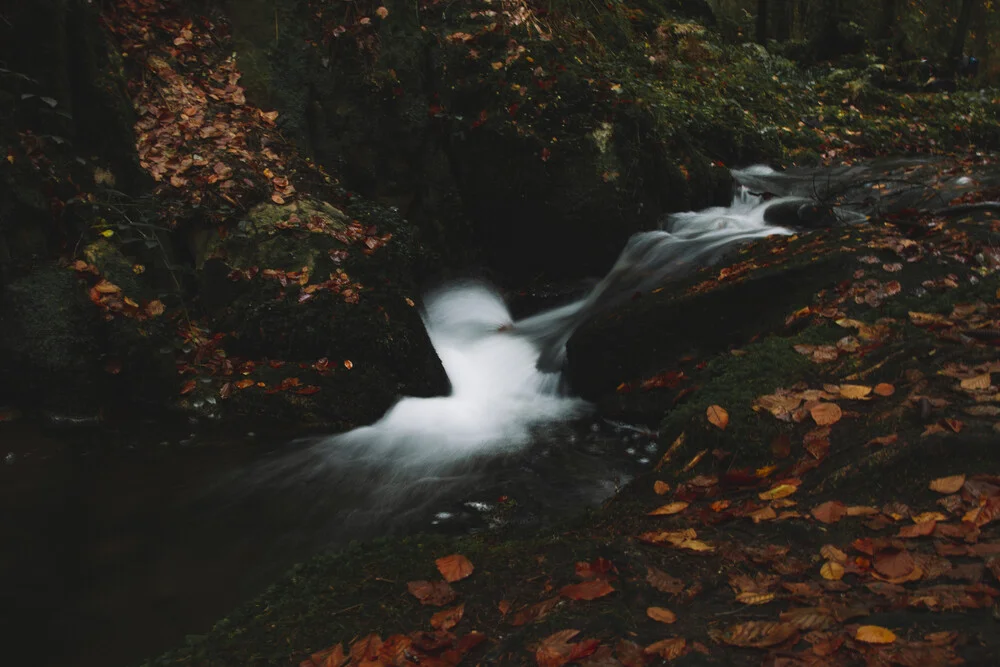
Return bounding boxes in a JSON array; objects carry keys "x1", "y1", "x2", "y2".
[{"x1": 2, "y1": 158, "x2": 988, "y2": 667}]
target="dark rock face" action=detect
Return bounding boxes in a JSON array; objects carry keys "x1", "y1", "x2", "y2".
[{"x1": 225, "y1": 0, "x2": 735, "y2": 285}]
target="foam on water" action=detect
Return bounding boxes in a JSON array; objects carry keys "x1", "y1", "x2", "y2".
[{"x1": 317, "y1": 168, "x2": 796, "y2": 467}]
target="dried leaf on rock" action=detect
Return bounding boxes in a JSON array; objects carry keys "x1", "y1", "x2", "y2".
[
  {"x1": 706, "y1": 405, "x2": 729, "y2": 430},
  {"x1": 649, "y1": 501, "x2": 689, "y2": 516},
  {"x1": 644, "y1": 637, "x2": 686, "y2": 660},
  {"x1": 930, "y1": 475, "x2": 966, "y2": 494},
  {"x1": 407, "y1": 580, "x2": 457, "y2": 606},
  {"x1": 820, "y1": 561, "x2": 845, "y2": 580},
  {"x1": 812, "y1": 501, "x2": 848, "y2": 524},
  {"x1": 509, "y1": 597, "x2": 561, "y2": 626},
  {"x1": 855, "y1": 625, "x2": 896, "y2": 644},
  {"x1": 719, "y1": 621, "x2": 797, "y2": 648},
  {"x1": 436, "y1": 554, "x2": 474, "y2": 582},
  {"x1": 560, "y1": 579, "x2": 615, "y2": 601},
  {"x1": 430, "y1": 603, "x2": 464, "y2": 631},
  {"x1": 646, "y1": 606, "x2": 677, "y2": 623},
  {"x1": 646, "y1": 566, "x2": 685, "y2": 594},
  {"x1": 810, "y1": 402, "x2": 842, "y2": 426}
]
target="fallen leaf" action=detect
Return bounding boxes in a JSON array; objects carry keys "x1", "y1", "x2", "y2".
[
  {"x1": 960, "y1": 374, "x2": 992, "y2": 391},
  {"x1": 856, "y1": 625, "x2": 896, "y2": 644},
  {"x1": 653, "y1": 480, "x2": 671, "y2": 495},
  {"x1": 509, "y1": 597, "x2": 560, "y2": 626},
  {"x1": 560, "y1": 579, "x2": 615, "y2": 601},
  {"x1": 759, "y1": 483, "x2": 798, "y2": 501},
  {"x1": 646, "y1": 567, "x2": 685, "y2": 594},
  {"x1": 375, "y1": 6, "x2": 389, "y2": 19},
  {"x1": 407, "y1": 580, "x2": 457, "y2": 606},
  {"x1": 430, "y1": 604, "x2": 464, "y2": 630},
  {"x1": 810, "y1": 402, "x2": 842, "y2": 426},
  {"x1": 820, "y1": 561, "x2": 845, "y2": 580},
  {"x1": 812, "y1": 501, "x2": 847, "y2": 524},
  {"x1": 649, "y1": 501, "x2": 689, "y2": 516},
  {"x1": 839, "y1": 384, "x2": 872, "y2": 399},
  {"x1": 436, "y1": 554, "x2": 474, "y2": 582},
  {"x1": 735, "y1": 592, "x2": 776, "y2": 605},
  {"x1": 929, "y1": 475, "x2": 966, "y2": 494},
  {"x1": 180, "y1": 379, "x2": 197, "y2": 395},
  {"x1": 720, "y1": 621, "x2": 797, "y2": 648},
  {"x1": 643, "y1": 637, "x2": 686, "y2": 660},
  {"x1": 706, "y1": 405, "x2": 729, "y2": 430},
  {"x1": 874, "y1": 383, "x2": 895, "y2": 396},
  {"x1": 535, "y1": 629, "x2": 580, "y2": 667},
  {"x1": 646, "y1": 606, "x2": 677, "y2": 623}
]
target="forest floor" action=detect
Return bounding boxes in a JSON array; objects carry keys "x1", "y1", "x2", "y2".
[{"x1": 143, "y1": 200, "x2": 1000, "y2": 666}]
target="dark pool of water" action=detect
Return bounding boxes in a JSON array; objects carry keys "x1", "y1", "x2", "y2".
[{"x1": 0, "y1": 415, "x2": 657, "y2": 667}]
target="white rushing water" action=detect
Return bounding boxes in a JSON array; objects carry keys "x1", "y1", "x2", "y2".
[{"x1": 317, "y1": 166, "x2": 801, "y2": 467}]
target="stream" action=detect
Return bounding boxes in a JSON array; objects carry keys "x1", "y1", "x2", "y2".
[{"x1": 2, "y1": 158, "x2": 992, "y2": 667}]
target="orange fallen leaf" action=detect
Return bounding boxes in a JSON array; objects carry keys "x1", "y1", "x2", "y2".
[
  {"x1": 430, "y1": 603, "x2": 464, "y2": 630},
  {"x1": 300, "y1": 643, "x2": 348, "y2": 667},
  {"x1": 560, "y1": 579, "x2": 615, "y2": 601},
  {"x1": 436, "y1": 554, "x2": 474, "y2": 582},
  {"x1": 535, "y1": 629, "x2": 579, "y2": 667},
  {"x1": 646, "y1": 606, "x2": 677, "y2": 623},
  {"x1": 180, "y1": 379, "x2": 197, "y2": 395},
  {"x1": 706, "y1": 405, "x2": 729, "y2": 430},
  {"x1": 649, "y1": 501, "x2": 689, "y2": 516},
  {"x1": 929, "y1": 475, "x2": 965, "y2": 494},
  {"x1": 509, "y1": 596, "x2": 560, "y2": 626},
  {"x1": 856, "y1": 625, "x2": 896, "y2": 644},
  {"x1": 873, "y1": 383, "x2": 895, "y2": 396},
  {"x1": 810, "y1": 402, "x2": 842, "y2": 426},
  {"x1": 653, "y1": 480, "x2": 671, "y2": 495}
]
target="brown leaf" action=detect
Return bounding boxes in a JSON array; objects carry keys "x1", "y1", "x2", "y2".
[
  {"x1": 646, "y1": 566, "x2": 685, "y2": 594},
  {"x1": 646, "y1": 606, "x2": 677, "y2": 623},
  {"x1": 430, "y1": 603, "x2": 464, "y2": 631},
  {"x1": 874, "y1": 548, "x2": 916, "y2": 579},
  {"x1": 960, "y1": 374, "x2": 992, "y2": 391},
  {"x1": 436, "y1": 554, "x2": 474, "y2": 582},
  {"x1": 653, "y1": 480, "x2": 671, "y2": 495},
  {"x1": 771, "y1": 433, "x2": 792, "y2": 459},
  {"x1": 930, "y1": 475, "x2": 966, "y2": 494},
  {"x1": 874, "y1": 383, "x2": 895, "y2": 396},
  {"x1": 810, "y1": 402, "x2": 842, "y2": 426},
  {"x1": 407, "y1": 580, "x2": 457, "y2": 606},
  {"x1": 648, "y1": 501, "x2": 689, "y2": 516},
  {"x1": 780, "y1": 607, "x2": 837, "y2": 631},
  {"x1": 560, "y1": 579, "x2": 615, "y2": 601},
  {"x1": 735, "y1": 592, "x2": 776, "y2": 605},
  {"x1": 535, "y1": 629, "x2": 580, "y2": 667},
  {"x1": 509, "y1": 596, "x2": 560, "y2": 626},
  {"x1": 812, "y1": 501, "x2": 847, "y2": 524},
  {"x1": 839, "y1": 384, "x2": 872, "y2": 399},
  {"x1": 643, "y1": 637, "x2": 686, "y2": 660},
  {"x1": 759, "y1": 483, "x2": 798, "y2": 500},
  {"x1": 706, "y1": 405, "x2": 729, "y2": 430},
  {"x1": 720, "y1": 621, "x2": 797, "y2": 648},
  {"x1": 349, "y1": 634, "x2": 382, "y2": 663}
]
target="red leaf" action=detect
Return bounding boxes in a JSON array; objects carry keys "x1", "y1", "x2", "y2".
[{"x1": 436, "y1": 554, "x2": 474, "y2": 582}]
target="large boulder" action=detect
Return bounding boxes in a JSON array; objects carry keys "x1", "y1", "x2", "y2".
[{"x1": 225, "y1": 0, "x2": 770, "y2": 284}]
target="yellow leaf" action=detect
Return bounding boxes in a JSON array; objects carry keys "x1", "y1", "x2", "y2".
[
  {"x1": 735, "y1": 592, "x2": 776, "y2": 605},
  {"x1": 838, "y1": 384, "x2": 872, "y2": 399},
  {"x1": 649, "y1": 501, "x2": 689, "y2": 516},
  {"x1": 960, "y1": 374, "x2": 992, "y2": 391},
  {"x1": 759, "y1": 483, "x2": 798, "y2": 501},
  {"x1": 856, "y1": 625, "x2": 896, "y2": 644},
  {"x1": 100, "y1": 229, "x2": 114, "y2": 238},
  {"x1": 706, "y1": 405, "x2": 729, "y2": 430},
  {"x1": 929, "y1": 474, "x2": 965, "y2": 494},
  {"x1": 820, "y1": 561, "x2": 845, "y2": 580},
  {"x1": 646, "y1": 606, "x2": 677, "y2": 623}
]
